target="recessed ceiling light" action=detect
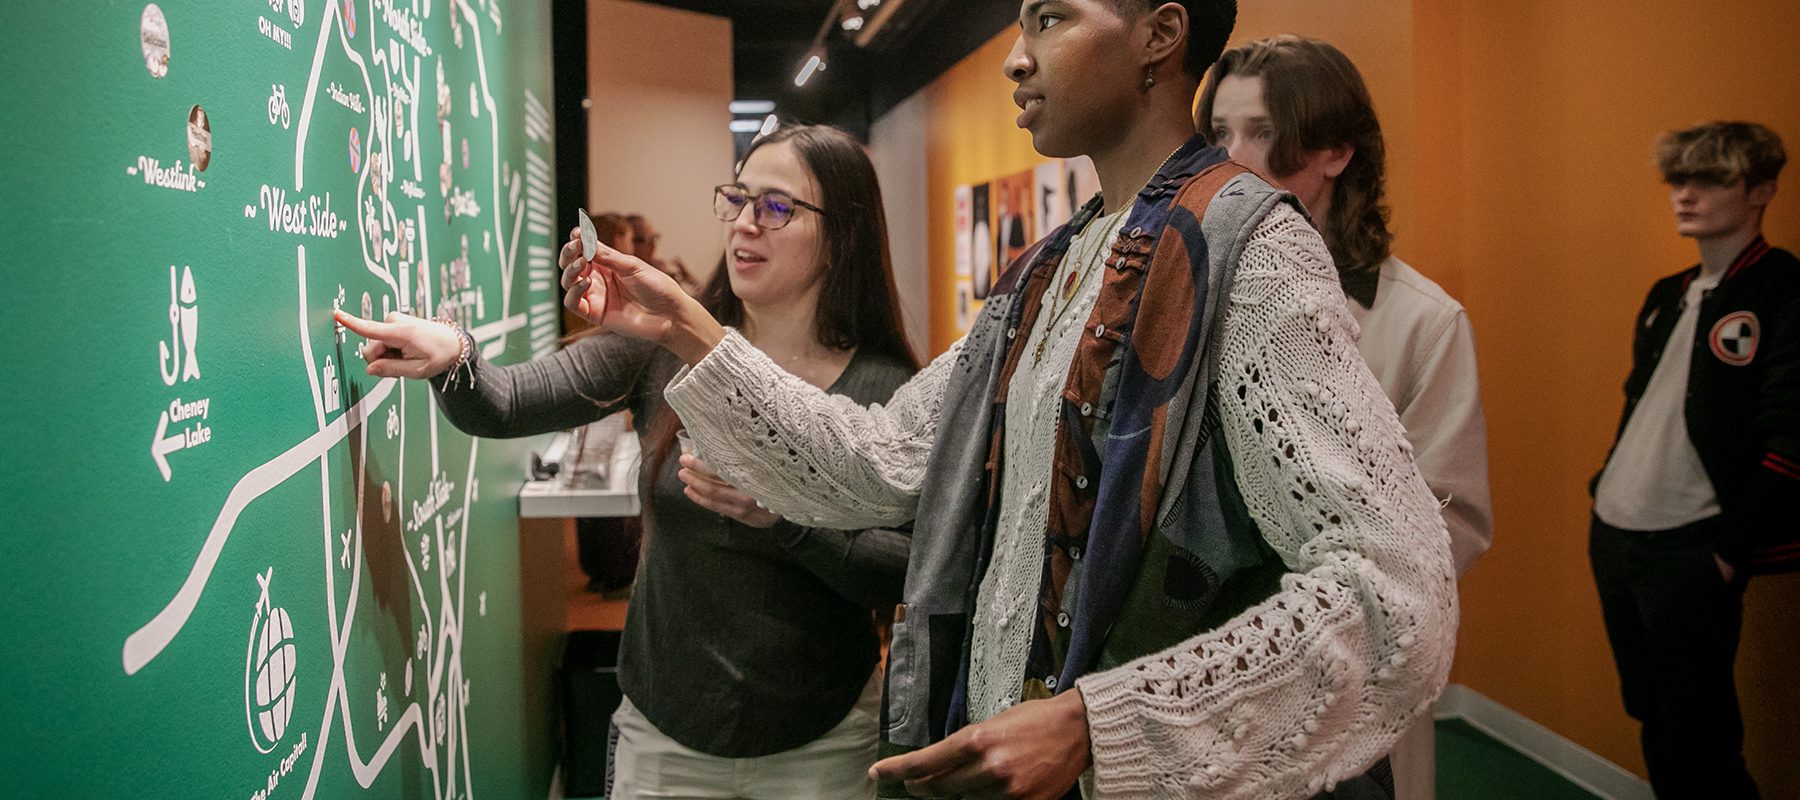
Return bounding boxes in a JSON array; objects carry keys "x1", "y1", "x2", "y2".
[
  {"x1": 795, "y1": 54, "x2": 825, "y2": 87},
  {"x1": 729, "y1": 100, "x2": 776, "y2": 115}
]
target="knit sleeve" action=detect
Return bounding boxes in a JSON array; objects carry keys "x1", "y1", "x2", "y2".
[
  {"x1": 1075, "y1": 203, "x2": 1459, "y2": 799},
  {"x1": 661, "y1": 330, "x2": 959, "y2": 529}
]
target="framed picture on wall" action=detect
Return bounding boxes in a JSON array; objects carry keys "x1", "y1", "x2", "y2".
[
  {"x1": 954, "y1": 185, "x2": 973, "y2": 280},
  {"x1": 969, "y1": 183, "x2": 993, "y2": 300},
  {"x1": 994, "y1": 169, "x2": 1035, "y2": 279}
]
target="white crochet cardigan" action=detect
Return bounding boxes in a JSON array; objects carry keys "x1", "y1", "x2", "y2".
[{"x1": 665, "y1": 203, "x2": 1458, "y2": 799}]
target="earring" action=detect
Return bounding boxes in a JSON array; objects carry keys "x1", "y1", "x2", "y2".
[{"x1": 1142, "y1": 65, "x2": 1157, "y2": 91}]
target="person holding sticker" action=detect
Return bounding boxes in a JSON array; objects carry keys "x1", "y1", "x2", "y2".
[
  {"x1": 558, "y1": 2, "x2": 1457, "y2": 798},
  {"x1": 337, "y1": 123, "x2": 918, "y2": 799}
]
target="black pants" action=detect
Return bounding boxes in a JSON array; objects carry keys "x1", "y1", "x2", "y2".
[{"x1": 1589, "y1": 515, "x2": 1759, "y2": 799}]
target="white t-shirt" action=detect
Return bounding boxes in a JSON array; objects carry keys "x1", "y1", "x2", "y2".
[{"x1": 1594, "y1": 274, "x2": 1722, "y2": 531}]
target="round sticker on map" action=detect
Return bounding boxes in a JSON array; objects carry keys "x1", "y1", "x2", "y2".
[
  {"x1": 343, "y1": 0, "x2": 357, "y2": 37},
  {"x1": 186, "y1": 105, "x2": 212, "y2": 172},
  {"x1": 349, "y1": 127, "x2": 361, "y2": 173},
  {"x1": 288, "y1": 0, "x2": 304, "y2": 27},
  {"x1": 141, "y1": 4, "x2": 170, "y2": 78}
]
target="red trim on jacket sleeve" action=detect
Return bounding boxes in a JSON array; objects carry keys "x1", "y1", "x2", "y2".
[{"x1": 1763, "y1": 452, "x2": 1800, "y2": 481}]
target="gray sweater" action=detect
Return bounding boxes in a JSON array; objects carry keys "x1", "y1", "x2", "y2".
[{"x1": 435, "y1": 332, "x2": 914, "y2": 757}]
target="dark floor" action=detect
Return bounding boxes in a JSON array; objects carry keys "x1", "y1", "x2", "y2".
[{"x1": 1437, "y1": 717, "x2": 1604, "y2": 800}]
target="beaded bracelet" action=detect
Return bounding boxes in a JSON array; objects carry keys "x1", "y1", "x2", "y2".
[{"x1": 435, "y1": 312, "x2": 478, "y2": 390}]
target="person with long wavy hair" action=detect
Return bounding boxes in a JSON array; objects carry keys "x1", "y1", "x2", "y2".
[
  {"x1": 1199, "y1": 35, "x2": 1494, "y2": 799},
  {"x1": 337, "y1": 123, "x2": 918, "y2": 799}
]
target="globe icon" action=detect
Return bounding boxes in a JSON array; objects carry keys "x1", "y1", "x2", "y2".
[{"x1": 245, "y1": 571, "x2": 298, "y2": 753}]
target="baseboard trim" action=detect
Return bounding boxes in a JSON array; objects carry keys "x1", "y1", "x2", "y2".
[{"x1": 1435, "y1": 684, "x2": 1651, "y2": 800}]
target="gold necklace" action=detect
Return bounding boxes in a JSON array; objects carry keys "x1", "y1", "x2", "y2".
[
  {"x1": 1032, "y1": 208, "x2": 1121, "y2": 366},
  {"x1": 1028, "y1": 144, "x2": 1185, "y2": 367}
]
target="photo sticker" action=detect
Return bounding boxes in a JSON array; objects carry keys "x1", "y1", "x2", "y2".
[
  {"x1": 141, "y1": 4, "x2": 170, "y2": 78},
  {"x1": 186, "y1": 105, "x2": 212, "y2": 172}
]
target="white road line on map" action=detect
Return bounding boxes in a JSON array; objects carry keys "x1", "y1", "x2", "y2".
[
  {"x1": 143, "y1": 5, "x2": 505, "y2": 798},
  {"x1": 455, "y1": 0, "x2": 512, "y2": 312},
  {"x1": 120, "y1": 380, "x2": 395, "y2": 674}
]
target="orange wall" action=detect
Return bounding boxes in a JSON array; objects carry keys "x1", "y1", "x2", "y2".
[
  {"x1": 922, "y1": 32, "x2": 1053, "y2": 353},
  {"x1": 1419, "y1": 1, "x2": 1800, "y2": 791},
  {"x1": 919, "y1": 2, "x2": 1800, "y2": 792}
]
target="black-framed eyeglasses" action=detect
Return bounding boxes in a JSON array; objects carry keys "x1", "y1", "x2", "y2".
[{"x1": 713, "y1": 184, "x2": 825, "y2": 230}]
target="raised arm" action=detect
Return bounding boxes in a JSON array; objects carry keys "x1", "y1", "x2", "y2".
[
  {"x1": 1075, "y1": 204, "x2": 1458, "y2": 799},
  {"x1": 662, "y1": 331, "x2": 959, "y2": 530},
  {"x1": 555, "y1": 224, "x2": 953, "y2": 528},
  {"x1": 431, "y1": 332, "x2": 659, "y2": 439}
]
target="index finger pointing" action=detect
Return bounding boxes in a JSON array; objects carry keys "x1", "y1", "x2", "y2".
[{"x1": 335, "y1": 309, "x2": 402, "y2": 340}]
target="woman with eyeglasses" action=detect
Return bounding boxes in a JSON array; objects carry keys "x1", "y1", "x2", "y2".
[{"x1": 334, "y1": 124, "x2": 918, "y2": 799}]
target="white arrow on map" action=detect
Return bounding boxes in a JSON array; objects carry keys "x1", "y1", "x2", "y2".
[{"x1": 152, "y1": 410, "x2": 186, "y2": 481}]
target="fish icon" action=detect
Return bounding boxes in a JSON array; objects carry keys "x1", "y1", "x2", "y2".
[{"x1": 159, "y1": 265, "x2": 199, "y2": 385}]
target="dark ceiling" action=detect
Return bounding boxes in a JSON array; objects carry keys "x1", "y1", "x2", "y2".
[
  {"x1": 635, "y1": 0, "x2": 838, "y2": 102},
  {"x1": 543, "y1": 0, "x2": 1016, "y2": 262},
  {"x1": 633, "y1": 0, "x2": 1017, "y2": 138}
]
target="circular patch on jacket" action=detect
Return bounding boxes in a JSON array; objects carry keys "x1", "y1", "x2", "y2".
[{"x1": 1709, "y1": 311, "x2": 1759, "y2": 366}]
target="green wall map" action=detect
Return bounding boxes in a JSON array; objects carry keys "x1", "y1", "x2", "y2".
[{"x1": 0, "y1": 1, "x2": 563, "y2": 797}]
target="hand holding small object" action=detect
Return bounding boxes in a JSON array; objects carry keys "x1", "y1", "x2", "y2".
[
  {"x1": 677, "y1": 453, "x2": 780, "y2": 528},
  {"x1": 558, "y1": 225, "x2": 726, "y2": 364}
]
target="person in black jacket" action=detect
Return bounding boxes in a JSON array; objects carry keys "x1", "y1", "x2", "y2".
[{"x1": 1590, "y1": 120, "x2": 1796, "y2": 799}]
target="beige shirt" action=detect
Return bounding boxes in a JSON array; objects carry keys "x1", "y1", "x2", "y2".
[{"x1": 1347, "y1": 256, "x2": 1494, "y2": 575}]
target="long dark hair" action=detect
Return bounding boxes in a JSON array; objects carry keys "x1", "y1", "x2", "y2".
[
  {"x1": 648, "y1": 123, "x2": 918, "y2": 481},
  {"x1": 1198, "y1": 35, "x2": 1392, "y2": 279}
]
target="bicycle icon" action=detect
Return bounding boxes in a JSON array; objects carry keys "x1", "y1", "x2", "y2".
[{"x1": 268, "y1": 85, "x2": 290, "y2": 129}]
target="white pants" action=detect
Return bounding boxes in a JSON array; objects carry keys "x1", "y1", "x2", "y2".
[
  {"x1": 1389, "y1": 709, "x2": 1438, "y2": 800},
  {"x1": 608, "y1": 670, "x2": 881, "y2": 800}
]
